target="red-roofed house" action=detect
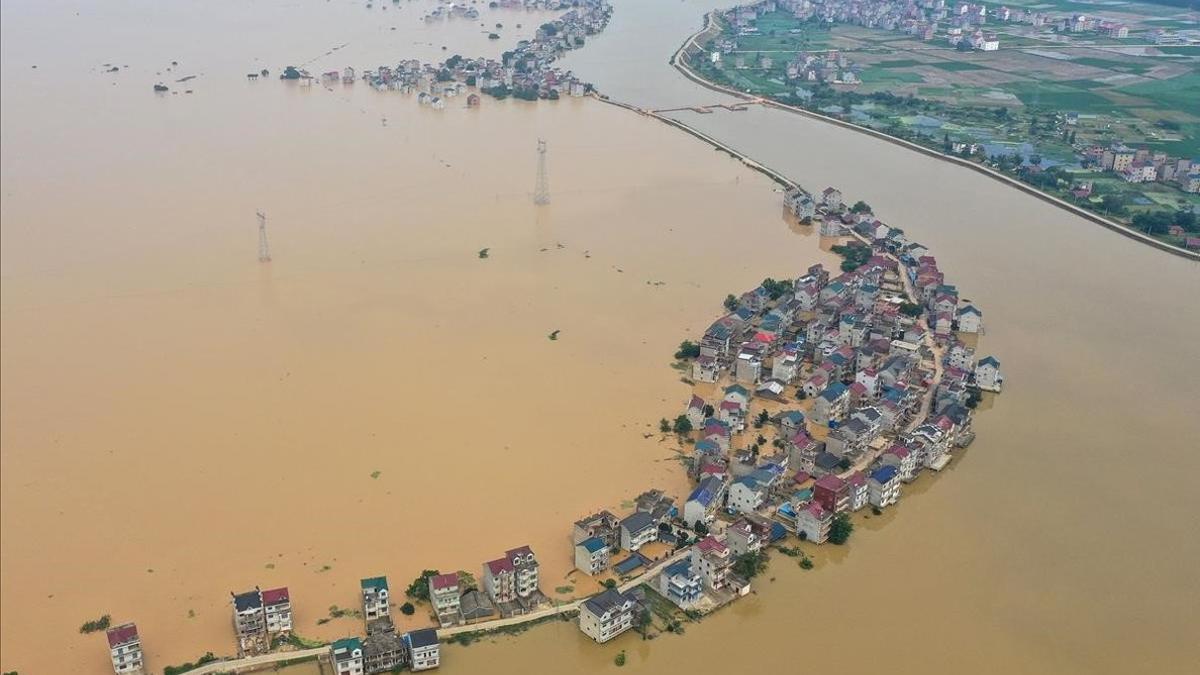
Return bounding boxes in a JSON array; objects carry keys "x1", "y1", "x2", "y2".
[
  {"x1": 690, "y1": 536, "x2": 732, "y2": 590},
  {"x1": 846, "y1": 471, "x2": 869, "y2": 511},
  {"x1": 813, "y1": 474, "x2": 850, "y2": 514},
  {"x1": 261, "y1": 587, "x2": 292, "y2": 636},
  {"x1": 430, "y1": 573, "x2": 462, "y2": 627},
  {"x1": 882, "y1": 444, "x2": 918, "y2": 482},
  {"x1": 796, "y1": 501, "x2": 832, "y2": 543},
  {"x1": 106, "y1": 623, "x2": 144, "y2": 675}
]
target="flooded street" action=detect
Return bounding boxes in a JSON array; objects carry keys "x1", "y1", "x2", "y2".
[{"x1": 3, "y1": 1, "x2": 1199, "y2": 675}]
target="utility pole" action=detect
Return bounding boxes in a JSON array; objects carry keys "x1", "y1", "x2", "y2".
[
  {"x1": 257, "y1": 211, "x2": 271, "y2": 263},
  {"x1": 533, "y1": 139, "x2": 550, "y2": 206}
]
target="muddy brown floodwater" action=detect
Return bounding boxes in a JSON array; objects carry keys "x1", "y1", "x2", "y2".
[
  {"x1": 0, "y1": 1, "x2": 842, "y2": 672},
  {"x1": 3, "y1": 1, "x2": 1199, "y2": 675}
]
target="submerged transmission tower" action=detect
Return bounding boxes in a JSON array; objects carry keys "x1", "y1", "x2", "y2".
[
  {"x1": 257, "y1": 210, "x2": 272, "y2": 263},
  {"x1": 533, "y1": 139, "x2": 550, "y2": 206}
]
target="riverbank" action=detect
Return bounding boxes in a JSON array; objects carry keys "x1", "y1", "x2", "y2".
[{"x1": 667, "y1": 12, "x2": 1200, "y2": 263}]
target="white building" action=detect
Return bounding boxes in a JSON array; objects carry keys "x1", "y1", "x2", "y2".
[
  {"x1": 868, "y1": 465, "x2": 902, "y2": 508},
  {"x1": 106, "y1": 623, "x2": 145, "y2": 675},
  {"x1": 578, "y1": 588, "x2": 638, "y2": 643},
  {"x1": 957, "y1": 305, "x2": 983, "y2": 333},
  {"x1": 361, "y1": 576, "x2": 390, "y2": 620},
  {"x1": 796, "y1": 501, "x2": 832, "y2": 544},
  {"x1": 727, "y1": 476, "x2": 766, "y2": 514},
  {"x1": 262, "y1": 587, "x2": 292, "y2": 636},
  {"x1": 331, "y1": 637, "x2": 364, "y2": 675},
  {"x1": 574, "y1": 537, "x2": 610, "y2": 576},
  {"x1": 404, "y1": 629, "x2": 441, "y2": 671},
  {"x1": 975, "y1": 356, "x2": 1003, "y2": 392}
]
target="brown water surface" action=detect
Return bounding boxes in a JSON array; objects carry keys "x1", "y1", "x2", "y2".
[{"x1": 4, "y1": 1, "x2": 1200, "y2": 675}]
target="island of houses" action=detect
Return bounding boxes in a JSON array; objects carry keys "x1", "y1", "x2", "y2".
[
  {"x1": 277, "y1": 0, "x2": 611, "y2": 107},
  {"x1": 92, "y1": 179, "x2": 1002, "y2": 674}
]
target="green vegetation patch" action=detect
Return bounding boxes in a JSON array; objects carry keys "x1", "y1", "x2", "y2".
[
  {"x1": 927, "y1": 61, "x2": 986, "y2": 72},
  {"x1": 874, "y1": 59, "x2": 922, "y2": 69},
  {"x1": 1117, "y1": 71, "x2": 1200, "y2": 113},
  {"x1": 859, "y1": 69, "x2": 924, "y2": 84}
]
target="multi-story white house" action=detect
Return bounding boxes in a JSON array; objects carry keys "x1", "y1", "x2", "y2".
[
  {"x1": 658, "y1": 560, "x2": 703, "y2": 609},
  {"x1": 483, "y1": 546, "x2": 541, "y2": 609},
  {"x1": 690, "y1": 536, "x2": 732, "y2": 590},
  {"x1": 619, "y1": 512, "x2": 658, "y2": 551},
  {"x1": 975, "y1": 356, "x2": 1002, "y2": 392},
  {"x1": 578, "y1": 588, "x2": 639, "y2": 643},
  {"x1": 574, "y1": 537, "x2": 611, "y2": 576},
  {"x1": 506, "y1": 546, "x2": 540, "y2": 600},
  {"x1": 811, "y1": 382, "x2": 850, "y2": 425},
  {"x1": 429, "y1": 573, "x2": 462, "y2": 628},
  {"x1": 847, "y1": 471, "x2": 869, "y2": 511},
  {"x1": 957, "y1": 305, "x2": 983, "y2": 333},
  {"x1": 403, "y1": 628, "x2": 441, "y2": 671},
  {"x1": 882, "y1": 444, "x2": 918, "y2": 482},
  {"x1": 796, "y1": 501, "x2": 832, "y2": 544},
  {"x1": 683, "y1": 475, "x2": 725, "y2": 527},
  {"x1": 105, "y1": 623, "x2": 145, "y2": 675},
  {"x1": 724, "y1": 518, "x2": 764, "y2": 557},
  {"x1": 869, "y1": 465, "x2": 902, "y2": 509},
  {"x1": 727, "y1": 476, "x2": 766, "y2": 514},
  {"x1": 360, "y1": 577, "x2": 390, "y2": 621},
  {"x1": 331, "y1": 637, "x2": 364, "y2": 675},
  {"x1": 262, "y1": 587, "x2": 292, "y2": 637}
]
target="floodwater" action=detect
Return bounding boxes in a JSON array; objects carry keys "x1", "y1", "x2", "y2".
[
  {"x1": 2, "y1": 2, "x2": 1198, "y2": 675},
  {"x1": 0, "y1": 1, "x2": 842, "y2": 673}
]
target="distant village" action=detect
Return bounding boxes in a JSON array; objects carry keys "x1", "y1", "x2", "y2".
[
  {"x1": 1079, "y1": 143, "x2": 1200, "y2": 195},
  {"x1": 718, "y1": 0, "x2": 1167, "y2": 54},
  {"x1": 263, "y1": 0, "x2": 612, "y2": 109},
  {"x1": 711, "y1": 0, "x2": 1198, "y2": 86},
  {"x1": 95, "y1": 177, "x2": 1003, "y2": 675}
]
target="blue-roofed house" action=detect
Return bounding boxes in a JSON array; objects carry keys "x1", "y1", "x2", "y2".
[
  {"x1": 360, "y1": 576, "x2": 390, "y2": 621},
  {"x1": 811, "y1": 382, "x2": 850, "y2": 425},
  {"x1": 774, "y1": 410, "x2": 807, "y2": 437},
  {"x1": 728, "y1": 476, "x2": 766, "y2": 514},
  {"x1": 613, "y1": 552, "x2": 649, "y2": 576},
  {"x1": 694, "y1": 439, "x2": 721, "y2": 459},
  {"x1": 658, "y1": 559, "x2": 702, "y2": 609},
  {"x1": 868, "y1": 465, "x2": 901, "y2": 509},
  {"x1": 574, "y1": 536, "x2": 610, "y2": 576},
  {"x1": 683, "y1": 475, "x2": 726, "y2": 527},
  {"x1": 403, "y1": 628, "x2": 440, "y2": 671},
  {"x1": 331, "y1": 637, "x2": 364, "y2": 675}
]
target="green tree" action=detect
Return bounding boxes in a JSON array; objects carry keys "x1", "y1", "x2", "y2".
[
  {"x1": 400, "y1": 602, "x2": 415, "y2": 616},
  {"x1": 723, "y1": 294, "x2": 739, "y2": 312},
  {"x1": 673, "y1": 415, "x2": 693, "y2": 435},
  {"x1": 602, "y1": 578, "x2": 618, "y2": 589},
  {"x1": 849, "y1": 200, "x2": 872, "y2": 214},
  {"x1": 899, "y1": 302, "x2": 923, "y2": 317},
  {"x1": 732, "y1": 551, "x2": 768, "y2": 578},
  {"x1": 406, "y1": 570, "x2": 440, "y2": 601},
  {"x1": 829, "y1": 513, "x2": 854, "y2": 545},
  {"x1": 659, "y1": 418, "x2": 672, "y2": 433},
  {"x1": 675, "y1": 340, "x2": 701, "y2": 360},
  {"x1": 694, "y1": 521, "x2": 709, "y2": 536}
]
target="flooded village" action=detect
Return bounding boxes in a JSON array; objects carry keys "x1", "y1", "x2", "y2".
[
  {"x1": 8, "y1": 1, "x2": 1198, "y2": 675},
  {"x1": 89, "y1": 172, "x2": 1003, "y2": 673},
  {"x1": 272, "y1": 0, "x2": 613, "y2": 107}
]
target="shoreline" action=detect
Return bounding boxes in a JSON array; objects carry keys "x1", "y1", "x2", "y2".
[{"x1": 663, "y1": 12, "x2": 1200, "y2": 263}]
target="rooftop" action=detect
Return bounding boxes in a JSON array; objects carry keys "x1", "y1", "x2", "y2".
[
  {"x1": 361, "y1": 576, "x2": 389, "y2": 592},
  {"x1": 106, "y1": 623, "x2": 139, "y2": 649}
]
